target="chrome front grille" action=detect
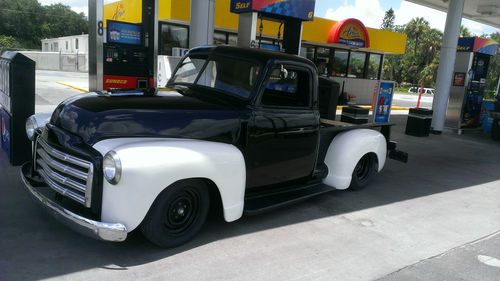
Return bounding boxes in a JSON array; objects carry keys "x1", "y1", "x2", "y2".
[{"x1": 35, "y1": 138, "x2": 94, "y2": 207}]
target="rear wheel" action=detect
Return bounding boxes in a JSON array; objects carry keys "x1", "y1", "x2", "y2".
[
  {"x1": 141, "y1": 179, "x2": 210, "y2": 248},
  {"x1": 349, "y1": 154, "x2": 377, "y2": 190}
]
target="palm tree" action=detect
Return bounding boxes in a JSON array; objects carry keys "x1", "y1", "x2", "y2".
[
  {"x1": 405, "y1": 17, "x2": 431, "y2": 85},
  {"x1": 460, "y1": 25, "x2": 471, "y2": 37},
  {"x1": 405, "y1": 17, "x2": 430, "y2": 57}
]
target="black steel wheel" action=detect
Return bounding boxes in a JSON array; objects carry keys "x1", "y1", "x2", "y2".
[
  {"x1": 141, "y1": 179, "x2": 210, "y2": 248},
  {"x1": 349, "y1": 154, "x2": 377, "y2": 190}
]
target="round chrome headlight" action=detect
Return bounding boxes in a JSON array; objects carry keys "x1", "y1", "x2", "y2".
[
  {"x1": 103, "y1": 151, "x2": 122, "y2": 185},
  {"x1": 26, "y1": 117, "x2": 36, "y2": 141}
]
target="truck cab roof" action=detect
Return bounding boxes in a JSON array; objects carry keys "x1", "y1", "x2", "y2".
[{"x1": 188, "y1": 46, "x2": 317, "y2": 69}]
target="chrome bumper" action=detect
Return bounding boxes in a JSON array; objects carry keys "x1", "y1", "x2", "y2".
[{"x1": 20, "y1": 163, "x2": 128, "y2": 242}]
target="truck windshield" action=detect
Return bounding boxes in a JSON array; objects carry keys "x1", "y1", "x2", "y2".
[{"x1": 169, "y1": 56, "x2": 262, "y2": 99}]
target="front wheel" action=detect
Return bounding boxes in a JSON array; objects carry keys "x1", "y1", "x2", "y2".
[
  {"x1": 141, "y1": 179, "x2": 210, "y2": 248},
  {"x1": 349, "y1": 154, "x2": 377, "y2": 190}
]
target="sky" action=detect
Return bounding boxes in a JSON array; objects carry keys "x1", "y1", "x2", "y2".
[{"x1": 39, "y1": 0, "x2": 499, "y2": 35}]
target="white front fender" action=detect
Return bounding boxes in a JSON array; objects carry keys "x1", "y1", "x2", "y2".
[
  {"x1": 323, "y1": 129, "x2": 387, "y2": 190},
  {"x1": 93, "y1": 138, "x2": 246, "y2": 232}
]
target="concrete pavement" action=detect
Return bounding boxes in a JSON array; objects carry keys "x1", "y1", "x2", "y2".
[
  {"x1": 35, "y1": 70, "x2": 87, "y2": 113},
  {"x1": 1, "y1": 115, "x2": 499, "y2": 281},
  {"x1": 380, "y1": 231, "x2": 500, "y2": 281}
]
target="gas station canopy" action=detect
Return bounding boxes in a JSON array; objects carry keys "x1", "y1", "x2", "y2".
[
  {"x1": 406, "y1": 0, "x2": 500, "y2": 29},
  {"x1": 104, "y1": 0, "x2": 407, "y2": 55}
]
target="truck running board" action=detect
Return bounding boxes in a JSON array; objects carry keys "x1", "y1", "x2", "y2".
[{"x1": 244, "y1": 183, "x2": 336, "y2": 215}]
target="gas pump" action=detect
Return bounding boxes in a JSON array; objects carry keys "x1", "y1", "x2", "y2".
[
  {"x1": 89, "y1": 0, "x2": 158, "y2": 91},
  {"x1": 103, "y1": 21, "x2": 150, "y2": 89},
  {"x1": 445, "y1": 37, "x2": 498, "y2": 133},
  {"x1": 230, "y1": 0, "x2": 316, "y2": 55}
]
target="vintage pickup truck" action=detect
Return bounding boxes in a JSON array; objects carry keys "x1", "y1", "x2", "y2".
[{"x1": 21, "y1": 46, "x2": 406, "y2": 248}]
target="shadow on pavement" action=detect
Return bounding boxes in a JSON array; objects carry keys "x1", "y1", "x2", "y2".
[{"x1": 0, "y1": 115, "x2": 499, "y2": 280}]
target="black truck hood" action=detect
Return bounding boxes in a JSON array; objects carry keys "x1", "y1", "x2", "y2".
[{"x1": 49, "y1": 90, "x2": 250, "y2": 146}]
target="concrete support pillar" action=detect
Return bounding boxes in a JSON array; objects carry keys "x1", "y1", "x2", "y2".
[
  {"x1": 143, "y1": 0, "x2": 158, "y2": 88},
  {"x1": 189, "y1": 0, "x2": 215, "y2": 48},
  {"x1": 237, "y1": 12, "x2": 258, "y2": 48},
  {"x1": 88, "y1": 0, "x2": 104, "y2": 91},
  {"x1": 431, "y1": 0, "x2": 464, "y2": 133},
  {"x1": 282, "y1": 19, "x2": 302, "y2": 55}
]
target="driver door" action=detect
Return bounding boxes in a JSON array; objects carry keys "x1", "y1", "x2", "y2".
[{"x1": 246, "y1": 64, "x2": 319, "y2": 188}]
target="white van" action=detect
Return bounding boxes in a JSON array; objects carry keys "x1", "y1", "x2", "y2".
[{"x1": 408, "y1": 87, "x2": 434, "y2": 95}]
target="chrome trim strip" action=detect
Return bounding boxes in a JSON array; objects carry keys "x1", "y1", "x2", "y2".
[
  {"x1": 37, "y1": 149, "x2": 88, "y2": 180},
  {"x1": 37, "y1": 159, "x2": 87, "y2": 193},
  {"x1": 21, "y1": 166, "x2": 127, "y2": 242},
  {"x1": 33, "y1": 137, "x2": 39, "y2": 171},
  {"x1": 37, "y1": 138, "x2": 92, "y2": 169},
  {"x1": 38, "y1": 169, "x2": 86, "y2": 205},
  {"x1": 85, "y1": 165, "x2": 94, "y2": 208}
]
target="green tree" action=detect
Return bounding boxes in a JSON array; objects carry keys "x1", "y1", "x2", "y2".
[
  {"x1": 381, "y1": 8, "x2": 395, "y2": 31},
  {"x1": 0, "y1": 0, "x2": 87, "y2": 49},
  {"x1": 460, "y1": 25, "x2": 471, "y2": 37},
  {"x1": 405, "y1": 17, "x2": 430, "y2": 57},
  {"x1": 383, "y1": 17, "x2": 443, "y2": 87},
  {"x1": 0, "y1": 35, "x2": 18, "y2": 51}
]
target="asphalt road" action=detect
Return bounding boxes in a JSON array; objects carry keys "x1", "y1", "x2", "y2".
[
  {"x1": 393, "y1": 92, "x2": 433, "y2": 109},
  {"x1": 1, "y1": 114, "x2": 500, "y2": 281}
]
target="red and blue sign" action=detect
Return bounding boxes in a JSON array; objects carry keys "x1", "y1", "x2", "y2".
[
  {"x1": 230, "y1": 0, "x2": 316, "y2": 21},
  {"x1": 373, "y1": 81, "x2": 395, "y2": 124},
  {"x1": 458, "y1": 37, "x2": 498, "y2": 56},
  {"x1": 328, "y1": 18, "x2": 370, "y2": 48}
]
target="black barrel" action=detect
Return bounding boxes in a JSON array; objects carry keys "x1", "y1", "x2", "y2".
[
  {"x1": 405, "y1": 108, "x2": 433, "y2": 137},
  {"x1": 340, "y1": 105, "x2": 369, "y2": 124}
]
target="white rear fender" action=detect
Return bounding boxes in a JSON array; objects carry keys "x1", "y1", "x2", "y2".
[
  {"x1": 93, "y1": 138, "x2": 246, "y2": 231},
  {"x1": 323, "y1": 129, "x2": 387, "y2": 190}
]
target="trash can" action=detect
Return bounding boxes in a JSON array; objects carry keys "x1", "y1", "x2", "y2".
[
  {"x1": 491, "y1": 112, "x2": 500, "y2": 141},
  {"x1": 0, "y1": 51, "x2": 35, "y2": 165},
  {"x1": 318, "y1": 76, "x2": 340, "y2": 120},
  {"x1": 340, "y1": 105, "x2": 369, "y2": 124},
  {"x1": 405, "y1": 108, "x2": 433, "y2": 137}
]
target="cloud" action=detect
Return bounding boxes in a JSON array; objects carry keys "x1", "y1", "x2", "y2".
[
  {"x1": 323, "y1": 0, "x2": 386, "y2": 29},
  {"x1": 322, "y1": 0, "x2": 498, "y2": 35}
]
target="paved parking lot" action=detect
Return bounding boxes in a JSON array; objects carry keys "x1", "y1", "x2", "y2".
[{"x1": 1, "y1": 114, "x2": 499, "y2": 280}]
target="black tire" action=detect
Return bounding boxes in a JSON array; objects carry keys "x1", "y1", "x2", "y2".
[
  {"x1": 141, "y1": 179, "x2": 210, "y2": 248},
  {"x1": 349, "y1": 154, "x2": 377, "y2": 190}
]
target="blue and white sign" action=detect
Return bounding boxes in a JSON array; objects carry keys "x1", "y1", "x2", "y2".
[
  {"x1": 107, "y1": 20, "x2": 142, "y2": 46},
  {"x1": 373, "y1": 81, "x2": 395, "y2": 123}
]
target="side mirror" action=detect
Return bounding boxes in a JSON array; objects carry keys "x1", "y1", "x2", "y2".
[{"x1": 280, "y1": 65, "x2": 288, "y2": 80}]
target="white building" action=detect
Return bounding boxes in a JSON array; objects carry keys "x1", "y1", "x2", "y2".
[{"x1": 41, "y1": 34, "x2": 88, "y2": 54}]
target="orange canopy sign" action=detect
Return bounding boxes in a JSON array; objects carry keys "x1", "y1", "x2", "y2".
[{"x1": 327, "y1": 18, "x2": 370, "y2": 48}]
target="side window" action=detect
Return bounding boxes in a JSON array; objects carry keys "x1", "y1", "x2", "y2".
[{"x1": 261, "y1": 65, "x2": 311, "y2": 108}]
